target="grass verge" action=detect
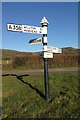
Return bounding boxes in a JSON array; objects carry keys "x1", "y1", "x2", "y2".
[{"x1": 2, "y1": 72, "x2": 79, "y2": 119}]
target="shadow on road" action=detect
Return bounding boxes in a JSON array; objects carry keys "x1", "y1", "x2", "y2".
[{"x1": 2, "y1": 74, "x2": 46, "y2": 100}]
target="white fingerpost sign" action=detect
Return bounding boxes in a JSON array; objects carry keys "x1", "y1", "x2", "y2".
[
  {"x1": 29, "y1": 38, "x2": 42, "y2": 44},
  {"x1": 22, "y1": 25, "x2": 43, "y2": 34},
  {"x1": 44, "y1": 52, "x2": 53, "y2": 58},
  {"x1": 47, "y1": 46, "x2": 62, "y2": 54},
  {"x1": 7, "y1": 23, "x2": 47, "y2": 34},
  {"x1": 53, "y1": 47, "x2": 62, "y2": 53}
]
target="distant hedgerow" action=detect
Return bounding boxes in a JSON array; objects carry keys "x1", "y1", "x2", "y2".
[{"x1": 12, "y1": 56, "x2": 26, "y2": 68}]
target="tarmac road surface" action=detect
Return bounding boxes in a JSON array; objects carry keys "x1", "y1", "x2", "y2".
[{"x1": 1, "y1": 67, "x2": 79, "y2": 76}]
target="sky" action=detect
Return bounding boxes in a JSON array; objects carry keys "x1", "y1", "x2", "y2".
[{"x1": 2, "y1": 2, "x2": 78, "y2": 52}]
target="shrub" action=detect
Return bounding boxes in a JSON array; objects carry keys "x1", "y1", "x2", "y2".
[{"x1": 12, "y1": 57, "x2": 26, "y2": 68}]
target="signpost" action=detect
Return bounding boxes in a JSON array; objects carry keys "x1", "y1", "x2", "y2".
[
  {"x1": 7, "y1": 17, "x2": 62, "y2": 101},
  {"x1": 41, "y1": 17, "x2": 50, "y2": 100}
]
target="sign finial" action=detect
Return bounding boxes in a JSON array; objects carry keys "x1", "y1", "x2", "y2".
[{"x1": 40, "y1": 16, "x2": 49, "y2": 24}]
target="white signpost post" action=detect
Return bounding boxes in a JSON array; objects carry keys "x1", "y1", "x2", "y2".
[{"x1": 7, "y1": 17, "x2": 62, "y2": 101}]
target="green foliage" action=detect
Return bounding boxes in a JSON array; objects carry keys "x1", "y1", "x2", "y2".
[
  {"x1": 2, "y1": 55, "x2": 78, "y2": 70},
  {"x1": 2, "y1": 72, "x2": 79, "y2": 118},
  {"x1": 2, "y1": 49, "x2": 17, "y2": 60},
  {"x1": 2, "y1": 48, "x2": 78, "y2": 70},
  {"x1": 12, "y1": 56, "x2": 44, "y2": 69},
  {"x1": 12, "y1": 57, "x2": 26, "y2": 68}
]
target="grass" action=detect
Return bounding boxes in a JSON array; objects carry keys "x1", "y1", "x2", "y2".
[{"x1": 2, "y1": 72, "x2": 79, "y2": 119}]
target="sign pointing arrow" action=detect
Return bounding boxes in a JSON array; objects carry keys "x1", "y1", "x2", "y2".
[
  {"x1": 7, "y1": 23, "x2": 46, "y2": 34},
  {"x1": 52, "y1": 47, "x2": 62, "y2": 53},
  {"x1": 29, "y1": 38, "x2": 42, "y2": 44},
  {"x1": 47, "y1": 46, "x2": 62, "y2": 53}
]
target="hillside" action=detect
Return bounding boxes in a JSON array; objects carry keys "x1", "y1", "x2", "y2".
[
  {"x1": 0, "y1": 47, "x2": 78, "y2": 60},
  {"x1": 1, "y1": 49, "x2": 39, "y2": 60},
  {"x1": 62, "y1": 47, "x2": 78, "y2": 55},
  {"x1": 1, "y1": 47, "x2": 79, "y2": 70},
  {"x1": 1, "y1": 49, "x2": 18, "y2": 60}
]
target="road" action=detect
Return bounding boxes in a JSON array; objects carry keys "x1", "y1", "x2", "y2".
[{"x1": 1, "y1": 67, "x2": 79, "y2": 76}]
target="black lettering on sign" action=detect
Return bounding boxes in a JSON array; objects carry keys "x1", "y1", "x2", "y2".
[
  {"x1": 19, "y1": 26, "x2": 22, "y2": 30},
  {"x1": 16, "y1": 25, "x2": 18, "y2": 30},
  {"x1": 40, "y1": 30, "x2": 42, "y2": 33},
  {"x1": 40, "y1": 28, "x2": 42, "y2": 30},
  {"x1": 12, "y1": 25, "x2": 22, "y2": 31},
  {"x1": 24, "y1": 26, "x2": 26, "y2": 31},
  {"x1": 31, "y1": 30, "x2": 33, "y2": 33},
  {"x1": 9, "y1": 25, "x2": 13, "y2": 30},
  {"x1": 38, "y1": 39, "x2": 41, "y2": 42},
  {"x1": 13, "y1": 25, "x2": 16, "y2": 30},
  {"x1": 33, "y1": 27, "x2": 36, "y2": 30}
]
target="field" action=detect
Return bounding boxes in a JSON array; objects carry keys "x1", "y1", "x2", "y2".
[{"x1": 2, "y1": 72, "x2": 79, "y2": 119}]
